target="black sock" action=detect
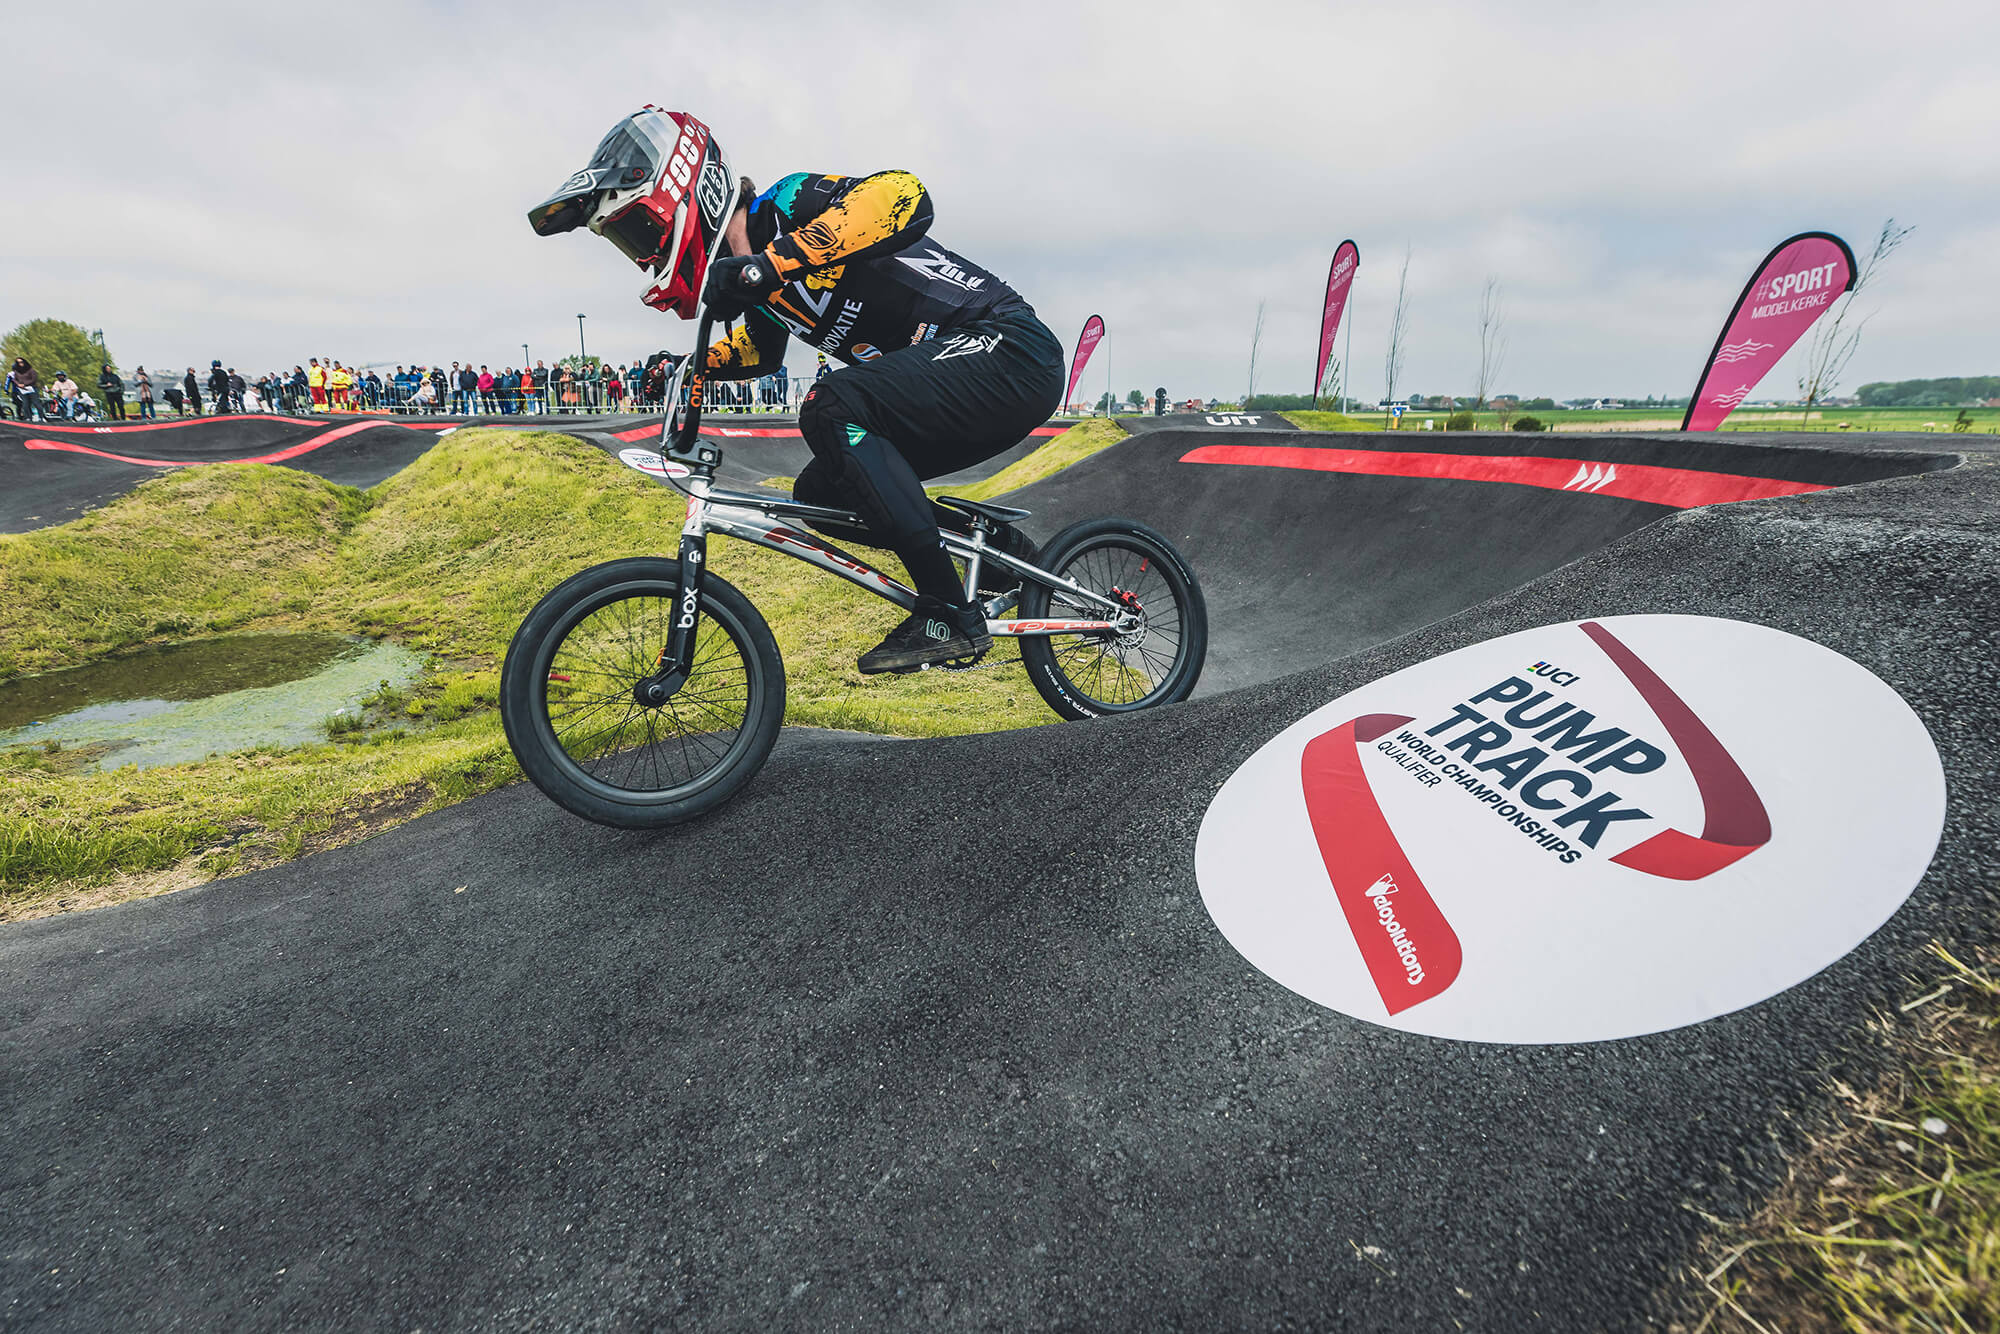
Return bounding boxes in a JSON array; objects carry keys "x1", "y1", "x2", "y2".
[{"x1": 899, "y1": 541, "x2": 965, "y2": 604}]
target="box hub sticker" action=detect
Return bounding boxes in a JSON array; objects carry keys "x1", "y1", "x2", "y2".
[{"x1": 1195, "y1": 615, "x2": 1946, "y2": 1043}]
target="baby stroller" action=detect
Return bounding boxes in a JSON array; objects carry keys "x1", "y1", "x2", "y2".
[{"x1": 66, "y1": 392, "x2": 102, "y2": 423}]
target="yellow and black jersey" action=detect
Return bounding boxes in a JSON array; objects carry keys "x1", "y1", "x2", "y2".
[{"x1": 704, "y1": 170, "x2": 1027, "y2": 379}]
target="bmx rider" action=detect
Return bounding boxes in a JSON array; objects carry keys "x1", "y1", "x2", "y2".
[{"x1": 529, "y1": 107, "x2": 1063, "y2": 673}]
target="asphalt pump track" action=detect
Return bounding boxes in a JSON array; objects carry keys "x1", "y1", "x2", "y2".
[
  {"x1": 0, "y1": 412, "x2": 1051, "y2": 534},
  {"x1": 3, "y1": 423, "x2": 1996, "y2": 1329}
]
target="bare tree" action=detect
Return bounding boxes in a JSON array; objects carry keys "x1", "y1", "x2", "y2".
[
  {"x1": 1475, "y1": 277, "x2": 1507, "y2": 416},
  {"x1": 1382, "y1": 247, "x2": 1412, "y2": 425},
  {"x1": 1245, "y1": 300, "x2": 1267, "y2": 408},
  {"x1": 1798, "y1": 218, "x2": 1915, "y2": 417},
  {"x1": 1316, "y1": 357, "x2": 1341, "y2": 411}
]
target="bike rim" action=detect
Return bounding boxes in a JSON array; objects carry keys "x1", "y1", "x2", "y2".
[
  {"x1": 538, "y1": 585, "x2": 757, "y2": 803},
  {"x1": 1041, "y1": 541, "x2": 1187, "y2": 708}
]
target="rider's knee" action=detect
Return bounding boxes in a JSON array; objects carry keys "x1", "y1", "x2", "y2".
[
  {"x1": 797, "y1": 381, "x2": 858, "y2": 458},
  {"x1": 793, "y1": 455, "x2": 842, "y2": 508}
]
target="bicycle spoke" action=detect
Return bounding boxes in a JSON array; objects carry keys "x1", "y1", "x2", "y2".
[
  {"x1": 540, "y1": 586, "x2": 756, "y2": 795},
  {"x1": 1035, "y1": 538, "x2": 1189, "y2": 709}
]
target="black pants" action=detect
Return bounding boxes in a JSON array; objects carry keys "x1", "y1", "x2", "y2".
[
  {"x1": 793, "y1": 306, "x2": 1063, "y2": 601},
  {"x1": 106, "y1": 391, "x2": 125, "y2": 420}
]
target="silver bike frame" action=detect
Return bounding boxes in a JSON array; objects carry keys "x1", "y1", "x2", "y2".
[{"x1": 677, "y1": 472, "x2": 1129, "y2": 638}]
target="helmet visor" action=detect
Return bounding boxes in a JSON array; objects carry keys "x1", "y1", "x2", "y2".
[{"x1": 527, "y1": 121, "x2": 662, "y2": 237}]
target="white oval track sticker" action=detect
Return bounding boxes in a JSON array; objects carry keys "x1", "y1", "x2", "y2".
[
  {"x1": 618, "y1": 447, "x2": 690, "y2": 480},
  {"x1": 1196, "y1": 615, "x2": 1946, "y2": 1043}
]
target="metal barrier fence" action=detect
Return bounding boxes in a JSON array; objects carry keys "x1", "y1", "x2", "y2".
[
  {"x1": 228, "y1": 371, "x2": 808, "y2": 417},
  {"x1": 3, "y1": 369, "x2": 817, "y2": 421}
]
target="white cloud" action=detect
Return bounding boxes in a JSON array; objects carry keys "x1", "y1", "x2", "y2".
[{"x1": 3, "y1": 0, "x2": 1995, "y2": 400}]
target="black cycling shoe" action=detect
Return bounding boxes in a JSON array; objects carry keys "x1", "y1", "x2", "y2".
[
  {"x1": 857, "y1": 595, "x2": 993, "y2": 675},
  {"x1": 973, "y1": 524, "x2": 1040, "y2": 597}
]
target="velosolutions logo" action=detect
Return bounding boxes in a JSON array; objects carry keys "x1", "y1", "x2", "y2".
[{"x1": 1195, "y1": 615, "x2": 1946, "y2": 1043}]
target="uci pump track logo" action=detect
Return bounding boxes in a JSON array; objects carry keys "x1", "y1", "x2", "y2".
[{"x1": 1195, "y1": 615, "x2": 1947, "y2": 1044}]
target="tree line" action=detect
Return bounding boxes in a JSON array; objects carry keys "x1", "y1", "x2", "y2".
[{"x1": 1854, "y1": 376, "x2": 2000, "y2": 407}]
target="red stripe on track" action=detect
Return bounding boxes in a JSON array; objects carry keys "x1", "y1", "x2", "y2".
[
  {"x1": 22, "y1": 420, "x2": 389, "y2": 468},
  {"x1": 14, "y1": 413, "x2": 323, "y2": 434},
  {"x1": 15, "y1": 413, "x2": 448, "y2": 435},
  {"x1": 1179, "y1": 444, "x2": 1828, "y2": 510},
  {"x1": 607, "y1": 422, "x2": 1068, "y2": 443}
]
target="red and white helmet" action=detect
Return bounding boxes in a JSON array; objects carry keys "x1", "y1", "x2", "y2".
[{"x1": 527, "y1": 107, "x2": 737, "y2": 318}]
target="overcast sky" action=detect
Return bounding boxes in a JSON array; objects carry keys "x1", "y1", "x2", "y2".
[{"x1": 5, "y1": 0, "x2": 1996, "y2": 403}]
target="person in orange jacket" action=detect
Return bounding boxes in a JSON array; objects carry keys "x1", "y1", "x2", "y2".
[{"x1": 307, "y1": 358, "x2": 327, "y2": 411}]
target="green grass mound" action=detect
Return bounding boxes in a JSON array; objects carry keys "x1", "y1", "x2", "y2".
[
  {"x1": 1279, "y1": 410, "x2": 1380, "y2": 432},
  {"x1": 0, "y1": 429, "x2": 1059, "y2": 916},
  {"x1": 947, "y1": 418, "x2": 1131, "y2": 501}
]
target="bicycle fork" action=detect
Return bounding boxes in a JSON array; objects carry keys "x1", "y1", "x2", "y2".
[{"x1": 636, "y1": 488, "x2": 711, "y2": 706}]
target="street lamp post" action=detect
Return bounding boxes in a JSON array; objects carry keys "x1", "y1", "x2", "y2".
[{"x1": 576, "y1": 314, "x2": 587, "y2": 365}]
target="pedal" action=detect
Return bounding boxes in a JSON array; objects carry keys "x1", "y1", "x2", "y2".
[{"x1": 891, "y1": 652, "x2": 992, "y2": 675}]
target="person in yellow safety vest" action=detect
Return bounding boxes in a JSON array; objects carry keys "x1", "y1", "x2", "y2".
[
  {"x1": 307, "y1": 358, "x2": 327, "y2": 411},
  {"x1": 329, "y1": 362, "x2": 353, "y2": 411}
]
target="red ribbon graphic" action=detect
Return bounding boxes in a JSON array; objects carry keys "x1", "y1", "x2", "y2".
[
  {"x1": 1581, "y1": 622, "x2": 1771, "y2": 880},
  {"x1": 23, "y1": 420, "x2": 389, "y2": 468},
  {"x1": 1300, "y1": 714, "x2": 1463, "y2": 1015}
]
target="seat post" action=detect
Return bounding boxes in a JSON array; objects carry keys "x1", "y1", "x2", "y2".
[{"x1": 962, "y1": 524, "x2": 989, "y2": 601}]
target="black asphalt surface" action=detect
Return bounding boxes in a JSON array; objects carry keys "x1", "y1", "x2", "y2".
[
  {"x1": 3, "y1": 430, "x2": 1996, "y2": 1330},
  {"x1": 999, "y1": 423, "x2": 1959, "y2": 693},
  {"x1": 0, "y1": 413, "x2": 1058, "y2": 534},
  {"x1": 0, "y1": 415, "x2": 442, "y2": 533}
]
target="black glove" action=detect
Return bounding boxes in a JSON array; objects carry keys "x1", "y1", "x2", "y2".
[{"x1": 702, "y1": 254, "x2": 784, "y2": 320}]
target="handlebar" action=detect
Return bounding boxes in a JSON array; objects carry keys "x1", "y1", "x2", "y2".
[{"x1": 665, "y1": 307, "x2": 716, "y2": 459}]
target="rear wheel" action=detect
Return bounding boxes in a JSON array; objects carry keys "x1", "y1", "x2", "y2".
[
  {"x1": 500, "y1": 558, "x2": 784, "y2": 827},
  {"x1": 1018, "y1": 517, "x2": 1206, "y2": 720}
]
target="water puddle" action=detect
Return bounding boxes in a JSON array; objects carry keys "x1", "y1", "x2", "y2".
[{"x1": 0, "y1": 633, "x2": 424, "y2": 771}]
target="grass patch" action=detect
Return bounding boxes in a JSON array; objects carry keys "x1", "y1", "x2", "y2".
[
  {"x1": 1279, "y1": 410, "x2": 1381, "y2": 432},
  {"x1": 0, "y1": 428, "x2": 1061, "y2": 917},
  {"x1": 0, "y1": 464, "x2": 365, "y2": 680},
  {"x1": 1381, "y1": 406, "x2": 2000, "y2": 435},
  {"x1": 1683, "y1": 944, "x2": 2000, "y2": 1331},
  {"x1": 946, "y1": 418, "x2": 1132, "y2": 502}
]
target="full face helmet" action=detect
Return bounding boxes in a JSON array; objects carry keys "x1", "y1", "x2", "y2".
[{"x1": 528, "y1": 107, "x2": 737, "y2": 319}]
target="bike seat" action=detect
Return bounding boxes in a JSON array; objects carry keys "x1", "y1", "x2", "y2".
[{"x1": 934, "y1": 495, "x2": 1031, "y2": 526}]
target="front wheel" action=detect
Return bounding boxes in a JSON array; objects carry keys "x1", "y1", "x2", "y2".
[
  {"x1": 500, "y1": 558, "x2": 785, "y2": 828},
  {"x1": 1019, "y1": 517, "x2": 1207, "y2": 720}
]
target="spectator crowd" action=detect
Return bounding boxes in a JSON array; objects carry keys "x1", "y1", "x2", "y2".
[{"x1": 8, "y1": 350, "x2": 826, "y2": 422}]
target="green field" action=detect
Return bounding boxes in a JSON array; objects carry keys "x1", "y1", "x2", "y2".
[{"x1": 1378, "y1": 405, "x2": 2000, "y2": 435}]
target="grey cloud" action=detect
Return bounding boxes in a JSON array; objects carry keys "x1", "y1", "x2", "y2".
[{"x1": 3, "y1": 0, "x2": 1995, "y2": 401}]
